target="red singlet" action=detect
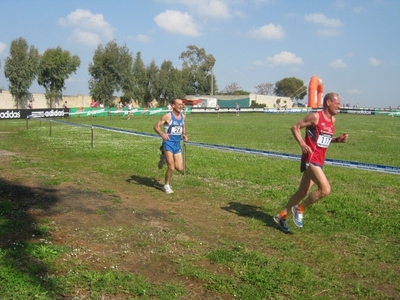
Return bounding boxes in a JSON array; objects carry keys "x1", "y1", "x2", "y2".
[{"x1": 301, "y1": 110, "x2": 335, "y2": 169}]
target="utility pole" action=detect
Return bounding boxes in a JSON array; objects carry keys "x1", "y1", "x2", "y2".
[{"x1": 210, "y1": 66, "x2": 214, "y2": 96}]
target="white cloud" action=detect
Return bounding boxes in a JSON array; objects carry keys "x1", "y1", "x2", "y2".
[
  {"x1": 195, "y1": 0, "x2": 231, "y2": 19},
  {"x1": 136, "y1": 34, "x2": 152, "y2": 43},
  {"x1": 0, "y1": 42, "x2": 6, "y2": 55},
  {"x1": 69, "y1": 29, "x2": 101, "y2": 46},
  {"x1": 346, "y1": 89, "x2": 361, "y2": 95},
  {"x1": 329, "y1": 59, "x2": 348, "y2": 69},
  {"x1": 304, "y1": 13, "x2": 344, "y2": 27},
  {"x1": 256, "y1": 51, "x2": 303, "y2": 67},
  {"x1": 164, "y1": 0, "x2": 231, "y2": 20},
  {"x1": 58, "y1": 9, "x2": 114, "y2": 46},
  {"x1": 154, "y1": 10, "x2": 201, "y2": 36},
  {"x1": 249, "y1": 24, "x2": 285, "y2": 40},
  {"x1": 368, "y1": 57, "x2": 382, "y2": 66}
]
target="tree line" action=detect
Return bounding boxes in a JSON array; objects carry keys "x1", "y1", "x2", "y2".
[{"x1": 1, "y1": 37, "x2": 307, "y2": 108}]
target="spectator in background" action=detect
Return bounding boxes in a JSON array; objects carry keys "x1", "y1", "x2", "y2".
[
  {"x1": 28, "y1": 100, "x2": 33, "y2": 109},
  {"x1": 142, "y1": 106, "x2": 149, "y2": 116},
  {"x1": 90, "y1": 99, "x2": 98, "y2": 108},
  {"x1": 62, "y1": 101, "x2": 68, "y2": 118},
  {"x1": 235, "y1": 103, "x2": 240, "y2": 116},
  {"x1": 215, "y1": 103, "x2": 220, "y2": 117},
  {"x1": 127, "y1": 100, "x2": 133, "y2": 120}
]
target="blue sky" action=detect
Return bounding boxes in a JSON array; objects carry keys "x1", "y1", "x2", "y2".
[{"x1": 0, "y1": 0, "x2": 399, "y2": 108}]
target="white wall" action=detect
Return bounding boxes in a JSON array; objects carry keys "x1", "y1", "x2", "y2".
[
  {"x1": 249, "y1": 94, "x2": 293, "y2": 108},
  {"x1": 0, "y1": 90, "x2": 131, "y2": 109}
]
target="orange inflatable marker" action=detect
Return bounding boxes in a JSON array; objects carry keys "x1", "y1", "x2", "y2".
[{"x1": 308, "y1": 76, "x2": 324, "y2": 108}]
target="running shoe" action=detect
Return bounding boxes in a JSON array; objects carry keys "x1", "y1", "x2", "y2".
[
  {"x1": 292, "y1": 205, "x2": 303, "y2": 228},
  {"x1": 273, "y1": 215, "x2": 290, "y2": 233},
  {"x1": 158, "y1": 154, "x2": 166, "y2": 169},
  {"x1": 163, "y1": 185, "x2": 174, "y2": 194}
]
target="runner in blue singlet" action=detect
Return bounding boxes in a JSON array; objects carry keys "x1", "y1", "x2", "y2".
[{"x1": 153, "y1": 98, "x2": 188, "y2": 194}]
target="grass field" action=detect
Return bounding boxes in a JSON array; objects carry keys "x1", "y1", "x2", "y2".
[{"x1": 0, "y1": 112, "x2": 399, "y2": 299}]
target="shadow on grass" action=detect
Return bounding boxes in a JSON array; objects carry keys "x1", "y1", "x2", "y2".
[
  {"x1": 126, "y1": 174, "x2": 164, "y2": 191},
  {"x1": 221, "y1": 201, "x2": 291, "y2": 233},
  {"x1": 0, "y1": 178, "x2": 61, "y2": 297}
]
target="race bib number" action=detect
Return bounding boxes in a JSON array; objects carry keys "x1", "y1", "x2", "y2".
[
  {"x1": 317, "y1": 133, "x2": 332, "y2": 148},
  {"x1": 170, "y1": 126, "x2": 183, "y2": 135}
]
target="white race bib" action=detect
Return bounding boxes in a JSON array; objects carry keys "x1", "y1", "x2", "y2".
[
  {"x1": 170, "y1": 126, "x2": 183, "y2": 135},
  {"x1": 317, "y1": 133, "x2": 332, "y2": 148}
]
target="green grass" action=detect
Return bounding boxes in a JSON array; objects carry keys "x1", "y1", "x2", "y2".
[{"x1": 0, "y1": 112, "x2": 399, "y2": 299}]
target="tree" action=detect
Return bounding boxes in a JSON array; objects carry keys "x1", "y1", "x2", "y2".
[
  {"x1": 222, "y1": 82, "x2": 241, "y2": 94},
  {"x1": 158, "y1": 60, "x2": 184, "y2": 106},
  {"x1": 119, "y1": 45, "x2": 135, "y2": 104},
  {"x1": 274, "y1": 77, "x2": 307, "y2": 103},
  {"x1": 130, "y1": 52, "x2": 147, "y2": 106},
  {"x1": 144, "y1": 60, "x2": 160, "y2": 105},
  {"x1": 88, "y1": 41, "x2": 131, "y2": 107},
  {"x1": 4, "y1": 38, "x2": 40, "y2": 108},
  {"x1": 37, "y1": 47, "x2": 80, "y2": 108},
  {"x1": 255, "y1": 82, "x2": 274, "y2": 95},
  {"x1": 179, "y1": 45, "x2": 216, "y2": 95}
]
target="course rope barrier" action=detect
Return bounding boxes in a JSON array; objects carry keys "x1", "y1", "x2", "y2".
[
  {"x1": 186, "y1": 141, "x2": 400, "y2": 175},
  {"x1": 28, "y1": 117, "x2": 400, "y2": 175},
  {"x1": 92, "y1": 124, "x2": 159, "y2": 139}
]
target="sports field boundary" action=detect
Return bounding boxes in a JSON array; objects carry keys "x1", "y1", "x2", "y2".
[{"x1": 27, "y1": 117, "x2": 400, "y2": 175}]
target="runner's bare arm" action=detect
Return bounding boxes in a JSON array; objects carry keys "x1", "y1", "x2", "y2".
[{"x1": 291, "y1": 112, "x2": 318, "y2": 154}]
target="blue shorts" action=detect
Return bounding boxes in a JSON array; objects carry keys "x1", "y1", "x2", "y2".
[{"x1": 163, "y1": 140, "x2": 181, "y2": 154}]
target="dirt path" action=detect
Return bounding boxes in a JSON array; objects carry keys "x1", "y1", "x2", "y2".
[{"x1": 0, "y1": 150, "x2": 276, "y2": 299}]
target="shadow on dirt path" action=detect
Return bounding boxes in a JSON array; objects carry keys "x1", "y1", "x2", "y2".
[
  {"x1": 0, "y1": 178, "x2": 61, "y2": 295},
  {"x1": 221, "y1": 201, "x2": 284, "y2": 230},
  {"x1": 126, "y1": 174, "x2": 164, "y2": 192}
]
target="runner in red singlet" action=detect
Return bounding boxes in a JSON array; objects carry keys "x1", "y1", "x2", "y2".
[{"x1": 274, "y1": 93, "x2": 349, "y2": 233}]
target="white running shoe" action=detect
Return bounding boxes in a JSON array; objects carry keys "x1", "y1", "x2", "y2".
[
  {"x1": 163, "y1": 185, "x2": 174, "y2": 194},
  {"x1": 292, "y1": 205, "x2": 303, "y2": 228},
  {"x1": 158, "y1": 154, "x2": 166, "y2": 169}
]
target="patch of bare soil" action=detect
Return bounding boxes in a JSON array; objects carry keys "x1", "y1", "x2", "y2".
[
  {"x1": 0, "y1": 150, "x2": 273, "y2": 299},
  {"x1": 0, "y1": 150, "x2": 16, "y2": 158}
]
